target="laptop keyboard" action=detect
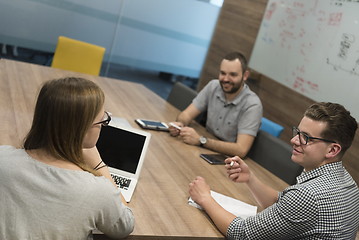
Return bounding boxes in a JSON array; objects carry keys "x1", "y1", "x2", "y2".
[{"x1": 111, "y1": 174, "x2": 131, "y2": 190}]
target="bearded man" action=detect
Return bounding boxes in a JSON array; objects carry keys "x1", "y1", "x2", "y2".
[{"x1": 169, "y1": 52, "x2": 263, "y2": 158}]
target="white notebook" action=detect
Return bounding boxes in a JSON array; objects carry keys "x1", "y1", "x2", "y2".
[{"x1": 188, "y1": 190, "x2": 257, "y2": 219}]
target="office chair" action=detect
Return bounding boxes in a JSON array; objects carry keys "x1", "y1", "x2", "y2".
[
  {"x1": 167, "y1": 81, "x2": 206, "y2": 126},
  {"x1": 51, "y1": 36, "x2": 105, "y2": 76},
  {"x1": 167, "y1": 81, "x2": 198, "y2": 111},
  {"x1": 247, "y1": 130, "x2": 303, "y2": 185},
  {"x1": 260, "y1": 117, "x2": 284, "y2": 137}
]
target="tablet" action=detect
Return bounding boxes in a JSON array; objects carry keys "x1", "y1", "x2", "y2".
[
  {"x1": 200, "y1": 153, "x2": 228, "y2": 165},
  {"x1": 135, "y1": 119, "x2": 169, "y2": 131}
]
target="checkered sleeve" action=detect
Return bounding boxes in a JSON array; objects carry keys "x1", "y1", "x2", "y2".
[{"x1": 227, "y1": 187, "x2": 318, "y2": 239}]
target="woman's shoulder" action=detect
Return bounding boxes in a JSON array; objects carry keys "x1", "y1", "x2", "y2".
[
  {"x1": 0, "y1": 145, "x2": 25, "y2": 157},
  {"x1": 0, "y1": 145, "x2": 17, "y2": 151},
  {"x1": 78, "y1": 173, "x2": 118, "y2": 196},
  {"x1": 80, "y1": 175, "x2": 126, "y2": 212}
]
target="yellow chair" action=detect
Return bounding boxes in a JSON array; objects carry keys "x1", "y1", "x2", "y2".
[{"x1": 51, "y1": 36, "x2": 105, "y2": 76}]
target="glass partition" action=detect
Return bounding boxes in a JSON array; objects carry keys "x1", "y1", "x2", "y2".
[{"x1": 0, "y1": 0, "x2": 221, "y2": 93}]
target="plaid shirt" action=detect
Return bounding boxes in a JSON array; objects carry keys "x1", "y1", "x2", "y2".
[{"x1": 227, "y1": 161, "x2": 359, "y2": 239}]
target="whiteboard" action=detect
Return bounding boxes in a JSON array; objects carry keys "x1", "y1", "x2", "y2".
[{"x1": 249, "y1": 0, "x2": 359, "y2": 120}]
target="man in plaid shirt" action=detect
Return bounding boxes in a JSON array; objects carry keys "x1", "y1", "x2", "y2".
[{"x1": 189, "y1": 102, "x2": 359, "y2": 239}]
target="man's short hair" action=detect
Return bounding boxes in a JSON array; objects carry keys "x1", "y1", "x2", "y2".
[
  {"x1": 223, "y1": 52, "x2": 248, "y2": 73},
  {"x1": 304, "y1": 102, "x2": 357, "y2": 156}
]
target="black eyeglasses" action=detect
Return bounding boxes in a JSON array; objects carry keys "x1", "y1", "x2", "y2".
[
  {"x1": 292, "y1": 126, "x2": 336, "y2": 145},
  {"x1": 93, "y1": 111, "x2": 112, "y2": 126}
]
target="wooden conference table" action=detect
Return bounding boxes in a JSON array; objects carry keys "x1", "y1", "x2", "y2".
[{"x1": 0, "y1": 59, "x2": 289, "y2": 239}]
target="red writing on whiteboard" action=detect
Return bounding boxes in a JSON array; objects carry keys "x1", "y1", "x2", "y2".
[
  {"x1": 328, "y1": 12, "x2": 342, "y2": 26},
  {"x1": 293, "y1": 1, "x2": 304, "y2": 8},
  {"x1": 293, "y1": 77, "x2": 319, "y2": 94},
  {"x1": 265, "y1": 2, "x2": 277, "y2": 20}
]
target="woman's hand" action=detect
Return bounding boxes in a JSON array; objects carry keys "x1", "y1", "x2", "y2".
[
  {"x1": 82, "y1": 147, "x2": 113, "y2": 183},
  {"x1": 82, "y1": 147, "x2": 105, "y2": 170},
  {"x1": 83, "y1": 147, "x2": 128, "y2": 204}
]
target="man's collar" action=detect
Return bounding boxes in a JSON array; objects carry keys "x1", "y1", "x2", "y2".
[{"x1": 297, "y1": 161, "x2": 343, "y2": 184}]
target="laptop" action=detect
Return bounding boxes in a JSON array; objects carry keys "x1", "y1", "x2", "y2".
[{"x1": 96, "y1": 117, "x2": 151, "y2": 202}]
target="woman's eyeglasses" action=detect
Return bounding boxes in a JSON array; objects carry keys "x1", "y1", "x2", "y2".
[
  {"x1": 292, "y1": 126, "x2": 336, "y2": 145},
  {"x1": 93, "y1": 111, "x2": 112, "y2": 126}
]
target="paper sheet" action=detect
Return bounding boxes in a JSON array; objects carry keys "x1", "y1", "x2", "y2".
[{"x1": 188, "y1": 190, "x2": 257, "y2": 219}]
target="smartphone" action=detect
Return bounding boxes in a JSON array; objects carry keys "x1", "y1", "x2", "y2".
[
  {"x1": 200, "y1": 153, "x2": 228, "y2": 165},
  {"x1": 135, "y1": 119, "x2": 169, "y2": 131}
]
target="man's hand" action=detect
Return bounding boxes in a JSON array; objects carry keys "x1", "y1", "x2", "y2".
[
  {"x1": 179, "y1": 127, "x2": 201, "y2": 145},
  {"x1": 225, "y1": 156, "x2": 251, "y2": 183},
  {"x1": 189, "y1": 176, "x2": 212, "y2": 206},
  {"x1": 168, "y1": 121, "x2": 184, "y2": 137}
]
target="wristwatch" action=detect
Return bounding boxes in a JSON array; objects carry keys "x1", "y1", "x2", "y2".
[{"x1": 199, "y1": 136, "x2": 207, "y2": 146}]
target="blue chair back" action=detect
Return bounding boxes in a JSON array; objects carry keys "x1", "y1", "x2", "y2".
[{"x1": 260, "y1": 117, "x2": 284, "y2": 137}]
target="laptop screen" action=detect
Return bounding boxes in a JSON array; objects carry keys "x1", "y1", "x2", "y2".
[{"x1": 96, "y1": 125, "x2": 146, "y2": 174}]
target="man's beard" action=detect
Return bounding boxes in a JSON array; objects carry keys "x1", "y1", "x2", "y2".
[{"x1": 220, "y1": 81, "x2": 242, "y2": 94}]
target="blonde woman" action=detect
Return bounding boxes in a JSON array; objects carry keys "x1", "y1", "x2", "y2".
[{"x1": 0, "y1": 77, "x2": 134, "y2": 239}]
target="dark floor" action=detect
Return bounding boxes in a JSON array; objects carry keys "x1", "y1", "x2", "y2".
[{"x1": 0, "y1": 44, "x2": 198, "y2": 100}]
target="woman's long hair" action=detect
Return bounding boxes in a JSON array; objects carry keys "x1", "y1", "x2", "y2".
[{"x1": 24, "y1": 77, "x2": 105, "y2": 175}]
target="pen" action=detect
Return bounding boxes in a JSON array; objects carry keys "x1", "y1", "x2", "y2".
[{"x1": 169, "y1": 122, "x2": 182, "y2": 130}]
